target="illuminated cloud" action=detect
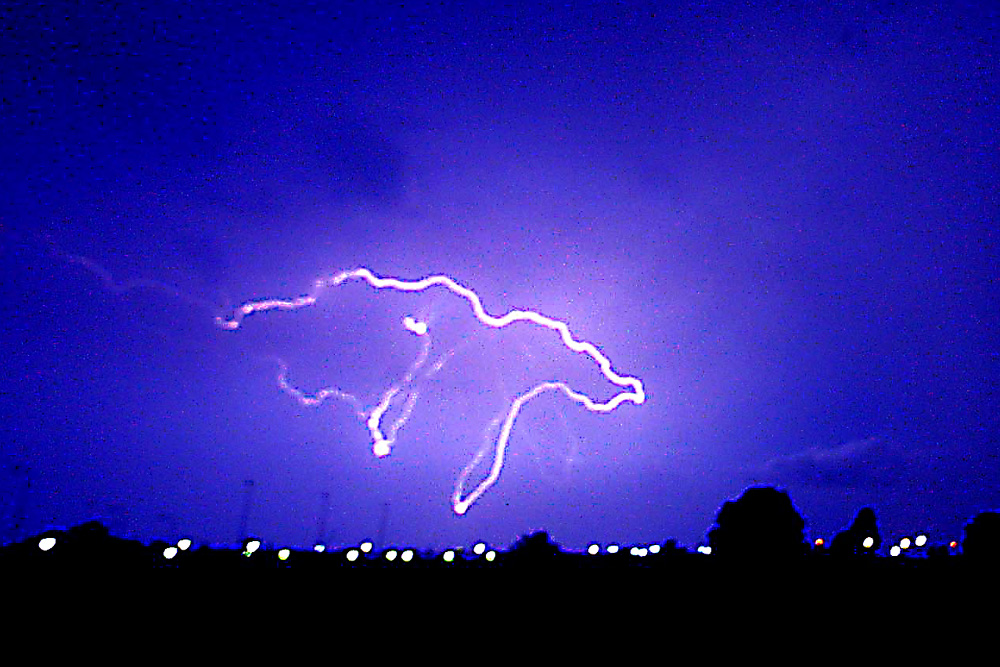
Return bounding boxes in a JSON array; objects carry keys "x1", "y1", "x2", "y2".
[{"x1": 756, "y1": 437, "x2": 905, "y2": 488}]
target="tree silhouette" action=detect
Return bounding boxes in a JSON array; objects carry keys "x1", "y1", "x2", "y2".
[
  {"x1": 831, "y1": 507, "x2": 881, "y2": 557},
  {"x1": 963, "y1": 511, "x2": 1000, "y2": 561},
  {"x1": 707, "y1": 487, "x2": 807, "y2": 560}
]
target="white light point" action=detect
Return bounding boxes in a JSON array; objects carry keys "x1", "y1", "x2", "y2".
[
  {"x1": 278, "y1": 549, "x2": 291, "y2": 561},
  {"x1": 629, "y1": 546, "x2": 640, "y2": 556},
  {"x1": 346, "y1": 549, "x2": 359, "y2": 562},
  {"x1": 220, "y1": 267, "x2": 646, "y2": 515},
  {"x1": 862, "y1": 536, "x2": 875, "y2": 549},
  {"x1": 606, "y1": 544, "x2": 620, "y2": 554},
  {"x1": 245, "y1": 540, "x2": 261, "y2": 554},
  {"x1": 443, "y1": 550, "x2": 455, "y2": 563},
  {"x1": 401, "y1": 550, "x2": 414, "y2": 562},
  {"x1": 385, "y1": 550, "x2": 398, "y2": 561},
  {"x1": 360, "y1": 541, "x2": 373, "y2": 553},
  {"x1": 890, "y1": 545, "x2": 901, "y2": 557},
  {"x1": 313, "y1": 544, "x2": 326, "y2": 553},
  {"x1": 900, "y1": 537, "x2": 912, "y2": 550},
  {"x1": 915, "y1": 535, "x2": 928, "y2": 547},
  {"x1": 473, "y1": 542, "x2": 486, "y2": 555},
  {"x1": 38, "y1": 537, "x2": 56, "y2": 552},
  {"x1": 403, "y1": 316, "x2": 428, "y2": 336},
  {"x1": 163, "y1": 546, "x2": 179, "y2": 560},
  {"x1": 485, "y1": 551, "x2": 496, "y2": 562},
  {"x1": 649, "y1": 544, "x2": 661, "y2": 554},
  {"x1": 587, "y1": 544, "x2": 600, "y2": 555},
  {"x1": 177, "y1": 538, "x2": 192, "y2": 551}
]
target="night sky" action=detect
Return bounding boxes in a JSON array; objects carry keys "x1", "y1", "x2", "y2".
[{"x1": 2, "y1": 1, "x2": 997, "y2": 553}]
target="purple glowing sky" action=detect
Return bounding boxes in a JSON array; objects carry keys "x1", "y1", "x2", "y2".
[{"x1": 2, "y1": 1, "x2": 997, "y2": 551}]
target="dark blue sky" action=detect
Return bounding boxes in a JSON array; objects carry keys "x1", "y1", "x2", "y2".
[{"x1": 2, "y1": 1, "x2": 997, "y2": 552}]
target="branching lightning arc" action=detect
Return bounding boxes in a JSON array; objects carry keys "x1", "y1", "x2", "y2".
[{"x1": 217, "y1": 267, "x2": 645, "y2": 515}]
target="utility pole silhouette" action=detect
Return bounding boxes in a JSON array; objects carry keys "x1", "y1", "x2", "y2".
[
  {"x1": 4, "y1": 464, "x2": 30, "y2": 545},
  {"x1": 315, "y1": 491, "x2": 331, "y2": 548},
  {"x1": 376, "y1": 502, "x2": 390, "y2": 551},
  {"x1": 238, "y1": 479, "x2": 255, "y2": 545}
]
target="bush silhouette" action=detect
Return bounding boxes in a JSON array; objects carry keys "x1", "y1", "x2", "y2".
[{"x1": 507, "y1": 531, "x2": 560, "y2": 565}]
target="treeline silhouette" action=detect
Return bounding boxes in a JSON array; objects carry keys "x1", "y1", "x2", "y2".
[{"x1": 3, "y1": 487, "x2": 996, "y2": 577}]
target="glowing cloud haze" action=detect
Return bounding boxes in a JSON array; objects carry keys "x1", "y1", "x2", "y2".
[{"x1": 218, "y1": 267, "x2": 646, "y2": 515}]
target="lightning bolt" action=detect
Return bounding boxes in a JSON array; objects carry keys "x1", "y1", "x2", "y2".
[
  {"x1": 273, "y1": 319, "x2": 441, "y2": 458},
  {"x1": 219, "y1": 267, "x2": 645, "y2": 515}
]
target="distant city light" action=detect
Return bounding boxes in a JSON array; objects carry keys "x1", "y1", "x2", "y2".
[{"x1": 13, "y1": 516, "x2": 965, "y2": 570}]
